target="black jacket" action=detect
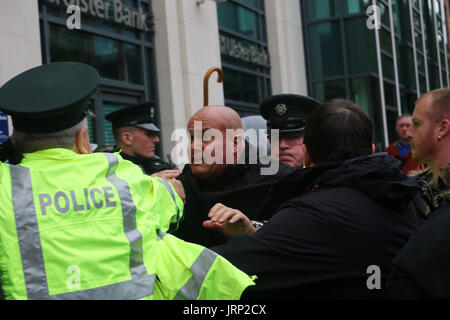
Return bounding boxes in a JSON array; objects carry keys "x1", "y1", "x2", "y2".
[
  {"x1": 173, "y1": 151, "x2": 294, "y2": 247},
  {"x1": 119, "y1": 152, "x2": 176, "y2": 175},
  {"x1": 213, "y1": 153, "x2": 422, "y2": 299},
  {"x1": 386, "y1": 196, "x2": 450, "y2": 299}
]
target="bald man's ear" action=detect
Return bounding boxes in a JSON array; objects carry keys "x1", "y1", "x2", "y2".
[
  {"x1": 234, "y1": 131, "x2": 244, "y2": 156},
  {"x1": 372, "y1": 144, "x2": 375, "y2": 154},
  {"x1": 75, "y1": 127, "x2": 91, "y2": 154}
]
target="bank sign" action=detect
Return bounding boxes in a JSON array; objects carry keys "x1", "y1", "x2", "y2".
[
  {"x1": 220, "y1": 35, "x2": 270, "y2": 68},
  {"x1": 0, "y1": 112, "x2": 9, "y2": 144},
  {"x1": 43, "y1": 0, "x2": 149, "y2": 32}
]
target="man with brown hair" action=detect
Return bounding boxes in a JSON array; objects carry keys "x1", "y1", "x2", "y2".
[
  {"x1": 206, "y1": 99, "x2": 421, "y2": 299},
  {"x1": 386, "y1": 88, "x2": 450, "y2": 299}
]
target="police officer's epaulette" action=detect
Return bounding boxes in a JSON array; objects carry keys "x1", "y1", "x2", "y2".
[
  {"x1": 100, "y1": 146, "x2": 121, "y2": 154},
  {"x1": 151, "y1": 156, "x2": 176, "y2": 170},
  {"x1": 0, "y1": 138, "x2": 24, "y2": 165}
]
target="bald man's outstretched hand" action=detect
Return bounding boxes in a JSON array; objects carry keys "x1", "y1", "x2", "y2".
[
  {"x1": 151, "y1": 169, "x2": 182, "y2": 180},
  {"x1": 203, "y1": 203, "x2": 256, "y2": 238}
]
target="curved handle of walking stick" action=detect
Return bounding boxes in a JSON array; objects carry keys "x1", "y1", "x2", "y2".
[{"x1": 203, "y1": 67, "x2": 223, "y2": 107}]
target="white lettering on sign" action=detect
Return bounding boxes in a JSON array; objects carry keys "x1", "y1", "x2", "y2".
[
  {"x1": 44, "y1": 0, "x2": 149, "y2": 32},
  {"x1": 220, "y1": 35, "x2": 270, "y2": 67}
]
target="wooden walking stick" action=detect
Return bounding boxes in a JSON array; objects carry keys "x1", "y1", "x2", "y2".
[{"x1": 203, "y1": 67, "x2": 223, "y2": 107}]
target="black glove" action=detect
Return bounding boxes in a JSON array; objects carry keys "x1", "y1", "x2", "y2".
[{"x1": 0, "y1": 138, "x2": 23, "y2": 165}]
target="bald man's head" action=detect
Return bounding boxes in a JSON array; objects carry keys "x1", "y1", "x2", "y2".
[
  {"x1": 187, "y1": 106, "x2": 244, "y2": 180},
  {"x1": 189, "y1": 106, "x2": 243, "y2": 131}
]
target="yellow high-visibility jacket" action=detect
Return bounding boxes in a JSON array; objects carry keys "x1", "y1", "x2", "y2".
[{"x1": 0, "y1": 149, "x2": 254, "y2": 300}]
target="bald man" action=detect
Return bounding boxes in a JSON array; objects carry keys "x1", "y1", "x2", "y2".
[{"x1": 172, "y1": 106, "x2": 294, "y2": 247}]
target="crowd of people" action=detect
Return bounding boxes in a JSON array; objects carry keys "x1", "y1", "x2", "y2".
[{"x1": 0, "y1": 62, "x2": 448, "y2": 300}]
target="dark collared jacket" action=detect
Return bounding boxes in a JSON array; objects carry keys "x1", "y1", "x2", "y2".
[
  {"x1": 173, "y1": 144, "x2": 294, "y2": 248},
  {"x1": 214, "y1": 153, "x2": 422, "y2": 299}
]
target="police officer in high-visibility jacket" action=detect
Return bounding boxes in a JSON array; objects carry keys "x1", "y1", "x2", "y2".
[{"x1": 0, "y1": 62, "x2": 254, "y2": 300}]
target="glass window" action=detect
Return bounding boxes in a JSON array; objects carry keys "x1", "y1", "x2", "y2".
[
  {"x1": 102, "y1": 103, "x2": 122, "y2": 145},
  {"x1": 350, "y1": 77, "x2": 384, "y2": 150},
  {"x1": 217, "y1": 2, "x2": 259, "y2": 40},
  {"x1": 238, "y1": 0, "x2": 264, "y2": 9},
  {"x1": 379, "y1": 1, "x2": 390, "y2": 27},
  {"x1": 220, "y1": 33, "x2": 268, "y2": 71},
  {"x1": 419, "y1": 75, "x2": 427, "y2": 94},
  {"x1": 309, "y1": 21, "x2": 343, "y2": 79},
  {"x1": 343, "y1": 0, "x2": 371, "y2": 15},
  {"x1": 350, "y1": 77, "x2": 371, "y2": 115},
  {"x1": 217, "y1": 0, "x2": 270, "y2": 113},
  {"x1": 405, "y1": 92, "x2": 418, "y2": 114},
  {"x1": 417, "y1": 52, "x2": 425, "y2": 73},
  {"x1": 386, "y1": 108, "x2": 399, "y2": 144},
  {"x1": 313, "y1": 80, "x2": 347, "y2": 102},
  {"x1": 49, "y1": 24, "x2": 142, "y2": 84},
  {"x1": 50, "y1": 24, "x2": 142, "y2": 84},
  {"x1": 429, "y1": 64, "x2": 441, "y2": 89},
  {"x1": 400, "y1": 0, "x2": 412, "y2": 43},
  {"x1": 223, "y1": 68, "x2": 263, "y2": 104},
  {"x1": 307, "y1": 0, "x2": 341, "y2": 20},
  {"x1": 382, "y1": 54, "x2": 395, "y2": 80},
  {"x1": 399, "y1": 46, "x2": 416, "y2": 89},
  {"x1": 44, "y1": 0, "x2": 150, "y2": 39},
  {"x1": 384, "y1": 81, "x2": 397, "y2": 107},
  {"x1": 442, "y1": 66, "x2": 448, "y2": 87},
  {"x1": 380, "y1": 28, "x2": 393, "y2": 54},
  {"x1": 345, "y1": 17, "x2": 377, "y2": 74}
]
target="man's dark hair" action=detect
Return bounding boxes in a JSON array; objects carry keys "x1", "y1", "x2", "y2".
[{"x1": 304, "y1": 99, "x2": 373, "y2": 164}]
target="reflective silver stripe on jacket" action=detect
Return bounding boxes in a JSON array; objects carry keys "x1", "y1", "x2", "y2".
[
  {"x1": 155, "y1": 231, "x2": 218, "y2": 300},
  {"x1": 9, "y1": 154, "x2": 156, "y2": 300},
  {"x1": 173, "y1": 248, "x2": 218, "y2": 300},
  {"x1": 157, "y1": 180, "x2": 181, "y2": 229}
]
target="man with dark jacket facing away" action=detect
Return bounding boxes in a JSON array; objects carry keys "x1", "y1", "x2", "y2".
[{"x1": 205, "y1": 99, "x2": 422, "y2": 299}]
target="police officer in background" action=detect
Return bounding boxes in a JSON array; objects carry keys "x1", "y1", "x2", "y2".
[
  {"x1": 260, "y1": 94, "x2": 320, "y2": 168},
  {"x1": 105, "y1": 103, "x2": 180, "y2": 178},
  {"x1": 0, "y1": 62, "x2": 254, "y2": 300}
]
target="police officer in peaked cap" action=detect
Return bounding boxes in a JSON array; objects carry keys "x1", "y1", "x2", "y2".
[
  {"x1": 104, "y1": 103, "x2": 179, "y2": 177},
  {"x1": 0, "y1": 62, "x2": 254, "y2": 300},
  {"x1": 260, "y1": 94, "x2": 320, "y2": 168},
  {"x1": 0, "y1": 61, "x2": 99, "y2": 164}
]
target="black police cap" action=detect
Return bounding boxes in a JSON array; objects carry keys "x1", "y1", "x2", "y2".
[
  {"x1": 260, "y1": 94, "x2": 320, "y2": 133},
  {"x1": 105, "y1": 103, "x2": 160, "y2": 133},
  {"x1": 0, "y1": 62, "x2": 99, "y2": 134}
]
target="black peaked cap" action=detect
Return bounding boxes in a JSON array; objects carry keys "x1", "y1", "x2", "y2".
[
  {"x1": 260, "y1": 94, "x2": 320, "y2": 132},
  {"x1": 0, "y1": 62, "x2": 100, "y2": 134},
  {"x1": 105, "y1": 103, "x2": 160, "y2": 133}
]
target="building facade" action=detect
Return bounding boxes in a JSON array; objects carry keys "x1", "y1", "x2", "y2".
[
  {"x1": 0, "y1": 0, "x2": 448, "y2": 158},
  {"x1": 302, "y1": 0, "x2": 450, "y2": 150}
]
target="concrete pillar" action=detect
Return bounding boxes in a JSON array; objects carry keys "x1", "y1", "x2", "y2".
[
  {"x1": 264, "y1": 0, "x2": 308, "y2": 95},
  {"x1": 153, "y1": 0, "x2": 223, "y2": 162},
  {"x1": 0, "y1": 0, "x2": 42, "y2": 135}
]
